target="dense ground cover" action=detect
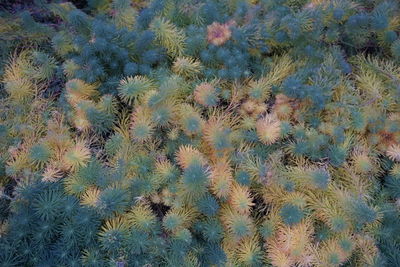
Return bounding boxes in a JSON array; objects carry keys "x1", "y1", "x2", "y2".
[{"x1": 0, "y1": 0, "x2": 400, "y2": 266}]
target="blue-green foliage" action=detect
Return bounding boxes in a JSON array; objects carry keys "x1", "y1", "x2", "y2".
[
  {"x1": 0, "y1": 10, "x2": 53, "y2": 78},
  {"x1": 96, "y1": 186, "x2": 130, "y2": 217},
  {"x1": 182, "y1": 162, "x2": 209, "y2": 195},
  {"x1": 1, "y1": 181, "x2": 101, "y2": 266},
  {"x1": 55, "y1": 12, "x2": 165, "y2": 94},
  {"x1": 195, "y1": 218, "x2": 224, "y2": 243},
  {"x1": 280, "y1": 203, "x2": 304, "y2": 226},
  {"x1": 29, "y1": 144, "x2": 51, "y2": 164},
  {"x1": 1, "y1": 0, "x2": 400, "y2": 266},
  {"x1": 392, "y1": 39, "x2": 400, "y2": 61},
  {"x1": 197, "y1": 193, "x2": 220, "y2": 216},
  {"x1": 84, "y1": 105, "x2": 115, "y2": 134},
  {"x1": 386, "y1": 175, "x2": 400, "y2": 199},
  {"x1": 235, "y1": 169, "x2": 251, "y2": 186},
  {"x1": 289, "y1": 125, "x2": 349, "y2": 165},
  {"x1": 310, "y1": 169, "x2": 330, "y2": 189},
  {"x1": 349, "y1": 198, "x2": 377, "y2": 229},
  {"x1": 281, "y1": 54, "x2": 342, "y2": 111}
]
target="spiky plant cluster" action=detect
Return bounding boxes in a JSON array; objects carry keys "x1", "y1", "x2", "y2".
[
  {"x1": 150, "y1": 17, "x2": 186, "y2": 57},
  {"x1": 0, "y1": 9, "x2": 54, "y2": 77},
  {"x1": 1, "y1": 0, "x2": 400, "y2": 266},
  {"x1": 2, "y1": 50, "x2": 56, "y2": 102}
]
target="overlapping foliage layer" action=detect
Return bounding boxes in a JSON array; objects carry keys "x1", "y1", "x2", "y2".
[{"x1": 1, "y1": 0, "x2": 400, "y2": 266}]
